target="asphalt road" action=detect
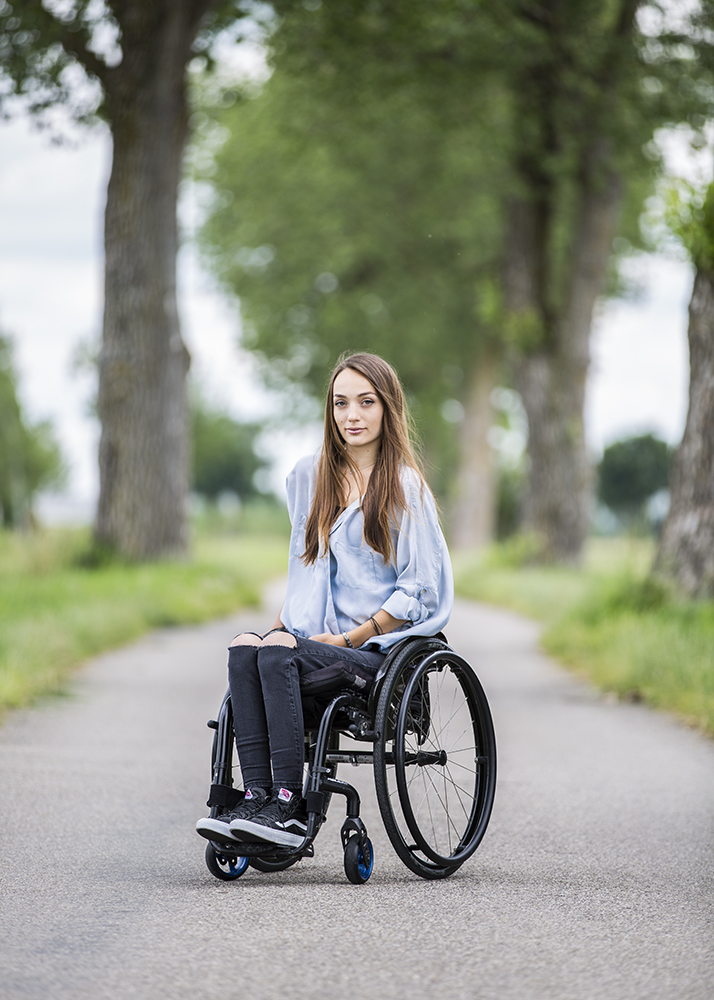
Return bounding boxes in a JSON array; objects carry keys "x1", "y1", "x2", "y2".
[{"x1": 0, "y1": 584, "x2": 712, "y2": 1000}]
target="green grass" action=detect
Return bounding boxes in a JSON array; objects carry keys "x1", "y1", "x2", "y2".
[
  {"x1": 0, "y1": 506, "x2": 289, "y2": 716},
  {"x1": 454, "y1": 537, "x2": 714, "y2": 737}
]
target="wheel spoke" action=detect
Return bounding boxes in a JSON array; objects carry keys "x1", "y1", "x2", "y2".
[
  {"x1": 436, "y1": 677, "x2": 462, "y2": 738},
  {"x1": 442, "y1": 762, "x2": 475, "y2": 822},
  {"x1": 445, "y1": 758, "x2": 480, "y2": 777},
  {"x1": 398, "y1": 669, "x2": 481, "y2": 854},
  {"x1": 420, "y1": 761, "x2": 464, "y2": 847},
  {"x1": 443, "y1": 716, "x2": 477, "y2": 755}
]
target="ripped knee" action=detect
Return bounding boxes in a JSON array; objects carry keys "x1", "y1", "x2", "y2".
[
  {"x1": 260, "y1": 631, "x2": 297, "y2": 648},
  {"x1": 229, "y1": 632, "x2": 262, "y2": 647}
]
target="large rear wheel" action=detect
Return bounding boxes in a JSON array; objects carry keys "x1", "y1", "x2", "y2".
[{"x1": 373, "y1": 639, "x2": 496, "y2": 879}]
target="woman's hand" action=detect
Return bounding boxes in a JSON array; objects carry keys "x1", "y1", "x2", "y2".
[{"x1": 309, "y1": 632, "x2": 346, "y2": 646}]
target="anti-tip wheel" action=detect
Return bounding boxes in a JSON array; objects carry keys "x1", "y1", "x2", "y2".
[
  {"x1": 343, "y1": 836, "x2": 374, "y2": 884},
  {"x1": 205, "y1": 842, "x2": 250, "y2": 881}
]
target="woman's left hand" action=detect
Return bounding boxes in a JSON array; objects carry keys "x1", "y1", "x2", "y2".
[{"x1": 309, "y1": 632, "x2": 346, "y2": 646}]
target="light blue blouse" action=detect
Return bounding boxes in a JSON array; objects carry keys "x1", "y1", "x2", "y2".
[{"x1": 281, "y1": 454, "x2": 453, "y2": 650}]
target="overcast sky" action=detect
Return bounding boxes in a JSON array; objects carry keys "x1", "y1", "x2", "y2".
[{"x1": 0, "y1": 114, "x2": 697, "y2": 520}]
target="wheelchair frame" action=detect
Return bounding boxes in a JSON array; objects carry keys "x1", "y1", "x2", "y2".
[{"x1": 201, "y1": 635, "x2": 497, "y2": 883}]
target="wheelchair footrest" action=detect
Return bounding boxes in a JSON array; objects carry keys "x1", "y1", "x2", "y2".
[{"x1": 212, "y1": 840, "x2": 314, "y2": 859}]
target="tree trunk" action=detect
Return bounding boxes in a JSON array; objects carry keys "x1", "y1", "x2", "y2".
[
  {"x1": 94, "y1": 6, "x2": 201, "y2": 559},
  {"x1": 515, "y1": 352, "x2": 590, "y2": 563},
  {"x1": 507, "y1": 151, "x2": 623, "y2": 564},
  {"x1": 655, "y1": 268, "x2": 714, "y2": 596},
  {"x1": 450, "y1": 348, "x2": 498, "y2": 549}
]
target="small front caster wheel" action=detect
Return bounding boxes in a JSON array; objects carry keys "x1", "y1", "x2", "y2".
[
  {"x1": 205, "y1": 843, "x2": 250, "y2": 881},
  {"x1": 344, "y1": 836, "x2": 374, "y2": 884}
]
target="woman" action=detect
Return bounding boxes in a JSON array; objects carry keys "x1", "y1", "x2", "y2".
[{"x1": 196, "y1": 353, "x2": 453, "y2": 849}]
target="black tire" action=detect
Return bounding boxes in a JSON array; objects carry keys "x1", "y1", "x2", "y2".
[
  {"x1": 374, "y1": 638, "x2": 496, "y2": 880},
  {"x1": 249, "y1": 855, "x2": 300, "y2": 873},
  {"x1": 205, "y1": 842, "x2": 250, "y2": 881},
  {"x1": 343, "y1": 836, "x2": 374, "y2": 884}
]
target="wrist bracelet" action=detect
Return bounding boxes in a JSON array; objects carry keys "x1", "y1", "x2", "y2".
[
  {"x1": 369, "y1": 615, "x2": 383, "y2": 636},
  {"x1": 342, "y1": 632, "x2": 354, "y2": 648}
]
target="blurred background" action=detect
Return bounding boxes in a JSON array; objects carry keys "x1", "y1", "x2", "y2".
[
  {"x1": 1, "y1": 0, "x2": 713, "y2": 730},
  {"x1": 0, "y1": 2, "x2": 704, "y2": 540},
  {"x1": 0, "y1": 110, "x2": 694, "y2": 517}
]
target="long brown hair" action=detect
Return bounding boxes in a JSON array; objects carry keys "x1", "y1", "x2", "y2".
[{"x1": 303, "y1": 353, "x2": 424, "y2": 565}]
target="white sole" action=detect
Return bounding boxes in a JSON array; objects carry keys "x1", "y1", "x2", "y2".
[
  {"x1": 195, "y1": 817, "x2": 243, "y2": 846},
  {"x1": 229, "y1": 817, "x2": 305, "y2": 847}
]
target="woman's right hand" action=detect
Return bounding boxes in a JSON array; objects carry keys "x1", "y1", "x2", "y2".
[{"x1": 308, "y1": 632, "x2": 345, "y2": 645}]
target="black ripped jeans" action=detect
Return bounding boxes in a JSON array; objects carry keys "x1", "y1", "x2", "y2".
[{"x1": 227, "y1": 636, "x2": 385, "y2": 792}]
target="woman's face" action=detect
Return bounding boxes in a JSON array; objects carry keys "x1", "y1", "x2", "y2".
[{"x1": 332, "y1": 368, "x2": 384, "y2": 455}]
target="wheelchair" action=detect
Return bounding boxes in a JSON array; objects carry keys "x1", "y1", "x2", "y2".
[{"x1": 201, "y1": 634, "x2": 497, "y2": 883}]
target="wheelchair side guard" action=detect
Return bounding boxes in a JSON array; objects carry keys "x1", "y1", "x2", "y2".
[{"x1": 366, "y1": 633, "x2": 449, "y2": 718}]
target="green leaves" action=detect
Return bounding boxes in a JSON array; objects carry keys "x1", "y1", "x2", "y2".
[
  {"x1": 0, "y1": 0, "x2": 107, "y2": 122},
  {"x1": 197, "y1": 54, "x2": 506, "y2": 444},
  {"x1": 0, "y1": 336, "x2": 66, "y2": 528},
  {"x1": 661, "y1": 178, "x2": 714, "y2": 272},
  {"x1": 597, "y1": 433, "x2": 671, "y2": 517},
  {"x1": 191, "y1": 394, "x2": 268, "y2": 501}
]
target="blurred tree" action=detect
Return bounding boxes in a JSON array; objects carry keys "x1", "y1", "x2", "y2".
[
  {"x1": 0, "y1": 336, "x2": 65, "y2": 527},
  {"x1": 262, "y1": 0, "x2": 705, "y2": 563},
  {"x1": 0, "y1": 0, "x2": 268, "y2": 559},
  {"x1": 656, "y1": 176, "x2": 714, "y2": 595},
  {"x1": 496, "y1": 0, "x2": 695, "y2": 563},
  {"x1": 598, "y1": 433, "x2": 671, "y2": 519},
  {"x1": 191, "y1": 396, "x2": 267, "y2": 500},
  {"x1": 198, "y1": 64, "x2": 507, "y2": 541},
  {"x1": 495, "y1": 466, "x2": 526, "y2": 540}
]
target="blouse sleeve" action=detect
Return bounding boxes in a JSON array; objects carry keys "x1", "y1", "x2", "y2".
[
  {"x1": 285, "y1": 454, "x2": 317, "y2": 526},
  {"x1": 380, "y1": 476, "x2": 453, "y2": 627}
]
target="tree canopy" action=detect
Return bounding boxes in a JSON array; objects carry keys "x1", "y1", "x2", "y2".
[
  {"x1": 197, "y1": 0, "x2": 704, "y2": 552},
  {"x1": 0, "y1": 0, "x2": 268, "y2": 559},
  {"x1": 198, "y1": 61, "x2": 507, "y2": 493},
  {"x1": 4, "y1": 0, "x2": 712, "y2": 558},
  {"x1": 598, "y1": 433, "x2": 671, "y2": 517},
  {"x1": 191, "y1": 395, "x2": 267, "y2": 501}
]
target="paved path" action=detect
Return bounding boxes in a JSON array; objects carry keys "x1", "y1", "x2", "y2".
[{"x1": 0, "y1": 586, "x2": 712, "y2": 1000}]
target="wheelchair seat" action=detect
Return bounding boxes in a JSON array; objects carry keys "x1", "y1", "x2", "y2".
[{"x1": 201, "y1": 634, "x2": 497, "y2": 884}]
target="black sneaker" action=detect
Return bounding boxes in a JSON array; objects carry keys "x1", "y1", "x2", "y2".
[
  {"x1": 195, "y1": 787, "x2": 270, "y2": 846},
  {"x1": 229, "y1": 788, "x2": 308, "y2": 847}
]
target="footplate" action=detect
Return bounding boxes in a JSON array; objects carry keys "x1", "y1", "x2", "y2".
[{"x1": 210, "y1": 840, "x2": 314, "y2": 859}]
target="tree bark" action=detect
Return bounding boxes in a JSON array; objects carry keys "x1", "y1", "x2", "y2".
[
  {"x1": 507, "y1": 150, "x2": 623, "y2": 563},
  {"x1": 499, "y1": 0, "x2": 639, "y2": 565},
  {"x1": 94, "y1": 3, "x2": 208, "y2": 559},
  {"x1": 655, "y1": 268, "x2": 714, "y2": 596},
  {"x1": 450, "y1": 348, "x2": 498, "y2": 550}
]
